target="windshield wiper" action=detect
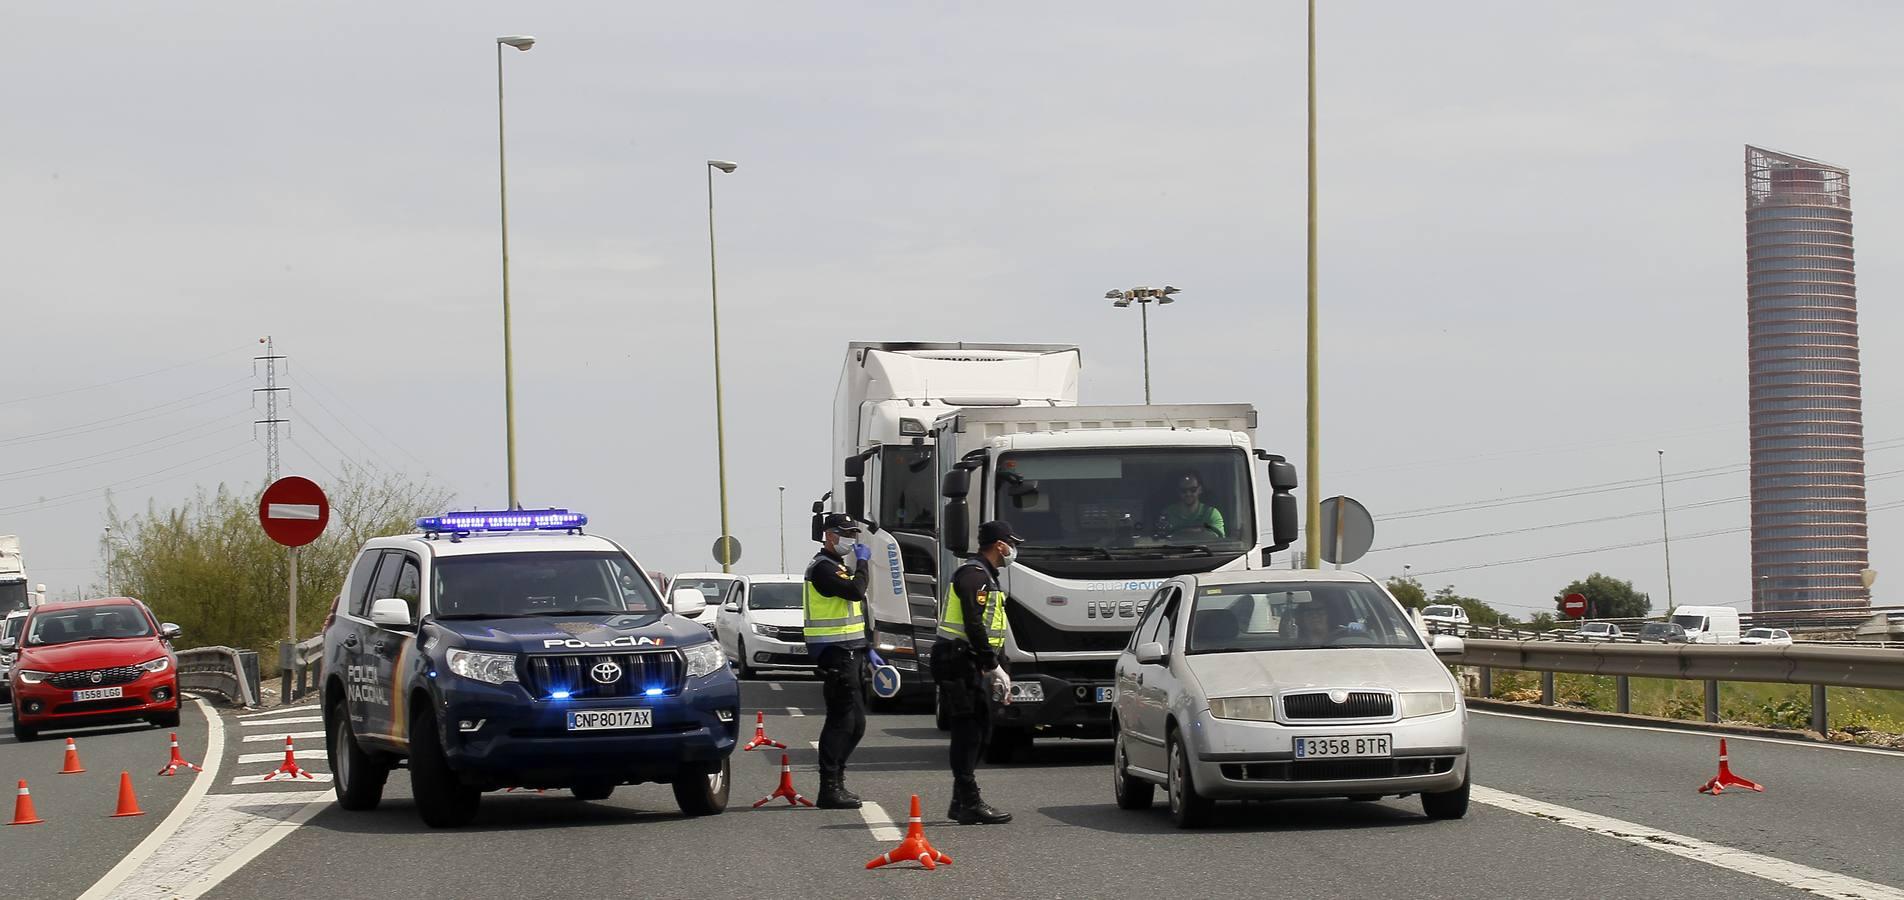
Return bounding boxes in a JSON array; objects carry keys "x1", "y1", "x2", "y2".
[
  {"x1": 1149, "y1": 544, "x2": 1214, "y2": 557},
  {"x1": 1020, "y1": 545, "x2": 1112, "y2": 559}
]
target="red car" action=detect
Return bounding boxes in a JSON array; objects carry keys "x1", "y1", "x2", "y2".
[{"x1": 6, "y1": 597, "x2": 181, "y2": 741}]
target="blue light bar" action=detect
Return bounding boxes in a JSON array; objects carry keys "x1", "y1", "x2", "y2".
[
  {"x1": 417, "y1": 508, "x2": 588, "y2": 533},
  {"x1": 644, "y1": 687, "x2": 664, "y2": 697},
  {"x1": 550, "y1": 690, "x2": 571, "y2": 700}
]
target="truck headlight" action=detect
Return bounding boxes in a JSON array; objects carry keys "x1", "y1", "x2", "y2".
[
  {"x1": 874, "y1": 628, "x2": 915, "y2": 655},
  {"x1": 682, "y1": 642, "x2": 725, "y2": 678},
  {"x1": 445, "y1": 649, "x2": 519, "y2": 685},
  {"x1": 1007, "y1": 682, "x2": 1044, "y2": 703},
  {"x1": 1399, "y1": 692, "x2": 1457, "y2": 717},
  {"x1": 1208, "y1": 696, "x2": 1277, "y2": 721},
  {"x1": 139, "y1": 657, "x2": 172, "y2": 674},
  {"x1": 16, "y1": 669, "x2": 50, "y2": 685}
]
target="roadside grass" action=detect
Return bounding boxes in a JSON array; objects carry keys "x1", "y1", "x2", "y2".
[{"x1": 1476, "y1": 669, "x2": 1904, "y2": 734}]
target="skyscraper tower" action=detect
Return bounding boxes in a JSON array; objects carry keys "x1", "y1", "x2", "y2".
[{"x1": 1745, "y1": 146, "x2": 1867, "y2": 613}]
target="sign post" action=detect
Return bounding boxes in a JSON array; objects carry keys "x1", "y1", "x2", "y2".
[{"x1": 259, "y1": 477, "x2": 329, "y2": 702}]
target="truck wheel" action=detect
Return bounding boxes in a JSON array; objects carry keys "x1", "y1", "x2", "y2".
[
  {"x1": 983, "y1": 726, "x2": 1030, "y2": 765},
  {"x1": 571, "y1": 782, "x2": 616, "y2": 802},
  {"x1": 328, "y1": 699, "x2": 389, "y2": 811},
  {"x1": 408, "y1": 709, "x2": 480, "y2": 828},
  {"x1": 673, "y1": 756, "x2": 730, "y2": 817}
]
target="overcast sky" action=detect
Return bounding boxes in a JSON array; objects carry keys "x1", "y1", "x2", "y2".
[{"x1": 6, "y1": 1, "x2": 1904, "y2": 615}]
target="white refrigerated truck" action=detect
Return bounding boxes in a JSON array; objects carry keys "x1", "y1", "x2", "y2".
[{"x1": 822, "y1": 343, "x2": 1298, "y2": 762}]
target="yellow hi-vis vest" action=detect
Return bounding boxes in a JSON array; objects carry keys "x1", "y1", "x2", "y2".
[
  {"x1": 937, "y1": 560, "x2": 1007, "y2": 648},
  {"x1": 803, "y1": 577, "x2": 866, "y2": 646}
]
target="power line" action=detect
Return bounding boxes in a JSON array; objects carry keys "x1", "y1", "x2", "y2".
[
  {"x1": 287, "y1": 435, "x2": 343, "y2": 483},
  {"x1": 282, "y1": 372, "x2": 399, "y2": 472},
  {"x1": 290, "y1": 418, "x2": 363, "y2": 477},
  {"x1": 0, "y1": 419, "x2": 246, "y2": 484},
  {"x1": 0, "y1": 343, "x2": 252, "y2": 408},
  {"x1": 285, "y1": 365, "x2": 427, "y2": 468},
  {"x1": 0, "y1": 442, "x2": 256, "y2": 515},
  {"x1": 0, "y1": 379, "x2": 252, "y2": 448}
]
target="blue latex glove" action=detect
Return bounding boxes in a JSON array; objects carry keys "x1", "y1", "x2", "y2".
[
  {"x1": 866, "y1": 648, "x2": 887, "y2": 669},
  {"x1": 853, "y1": 542, "x2": 872, "y2": 562}
]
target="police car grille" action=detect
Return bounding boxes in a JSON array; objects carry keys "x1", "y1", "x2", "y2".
[
  {"x1": 1282, "y1": 691, "x2": 1393, "y2": 720},
  {"x1": 525, "y1": 652, "x2": 684, "y2": 699},
  {"x1": 48, "y1": 665, "x2": 145, "y2": 688}
]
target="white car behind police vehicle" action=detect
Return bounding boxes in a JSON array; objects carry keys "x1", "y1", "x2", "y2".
[
  {"x1": 670, "y1": 573, "x2": 739, "y2": 632},
  {"x1": 714, "y1": 575, "x2": 815, "y2": 679},
  {"x1": 1110, "y1": 570, "x2": 1470, "y2": 828}
]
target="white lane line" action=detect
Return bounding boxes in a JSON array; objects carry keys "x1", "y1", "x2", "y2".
[
  {"x1": 237, "y1": 705, "x2": 318, "y2": 719},
  {"x1": 1474, "y1": 709, "x2": 1904, "y2": 760},
  {"x1": 78, "y1": 696, "x2": 225, "y2": 900},
  {"x1": 94, "y1": 791, "x2": 331, "y2": 900},
  {"x1": 859, "y1": 801, "x2": 902, "y2": 842},
  {"x1": 228, "y1": 773, "x2": 334, "y2": 786},
  {"x1": 769, "y1": 683, "x2": 784, "y2": 692},
  {"x1": 174, "y1": 795, "x2": 331, "y2": 899},
  {"x1": 238, "y1": 715, "x2": 322, "y2": 727},
  {"x1": 1473, "y1": 785, "x2": 1904, "y2": 900},
  {"x1": 786, "y1": 707, "x2": 806, "y2": 718},
  {"x1": 240, "y1": 731, "x2": 322, "y2": 743},
  {"x1": 809, "y1": 741, "x2": 821, "y2": 749},
  {"x1": 236, "y1": 750, "x2": 325, "y2": 765}
]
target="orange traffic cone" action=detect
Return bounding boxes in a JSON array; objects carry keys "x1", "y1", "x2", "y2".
[
  {"x1": 752, "y1": 754, "x2": 815, "y2": 808},
  {"x1": 261, "y1": 735, "x2": 313, "y2": 781},
  {"x1": 743, "y1": 712, "x2": 787, "y2": 751},
  {"x1": 59, "y1": 737, "x2": 86, "y2": 774},
  {"x1": 157, "y1": 732, "x2": 201, "y2": 776},
  {"x1": 111, "y1": 771, "x2": 145, "y2": 818},
  {"x1": 866, "y1": 794, "x2": 952, "y2": 870},
  {"x1": 1698, "y1": 739, "x2": 1764, "y2": 795},
  {"x1": 9, "y1": 780, "x2": 43, "y2": 825}
]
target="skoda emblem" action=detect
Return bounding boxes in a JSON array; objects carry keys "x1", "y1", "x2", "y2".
[
  {"x1": 1328, "y1": 689, "x2": 1349, "y2": 704},
  {"x1": 590, "y1": 661, "x2": 624, "y2": 685},
  {"x1": 91, "y1": 672, "x2": 104, "y2": 684}
]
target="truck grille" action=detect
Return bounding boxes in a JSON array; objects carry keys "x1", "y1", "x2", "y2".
[
  {"x1": 1004, "y1": 601, "x2": 1133, "y2": 653},
  {"x1": 48, "y1": 665, "x2": 145, "y2": 689},
  {"x1": 524, "y1": 652, "x2": 684, "y2": 699},
  {"x1": 1282, "y1": 691, "x2": 1394, "y2": 720},
  {"x1": 1222, "y1": 757, "x2": 1453, "y2": 782}
]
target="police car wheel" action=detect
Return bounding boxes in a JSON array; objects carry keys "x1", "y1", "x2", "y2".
[
  {"x1": 571, "y1": 782, "x2": 615, "y2": 802},
  {"x1": 409, "y1": 709, "x2": 480, "y2": 828},
  {"x1": 672, "y1": 755, "x2": 730, "y2": 817},
  {"x1": 328, "y1": 698, "x2": 388, "y2": 811}
]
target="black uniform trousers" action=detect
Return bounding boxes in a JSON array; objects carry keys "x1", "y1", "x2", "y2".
[
  {"x1": 931, "y1": 640, "x2": 992, "y2": 786},
  {"x1": 814, "y1": 644, "x2": 867, "y2": 778}
]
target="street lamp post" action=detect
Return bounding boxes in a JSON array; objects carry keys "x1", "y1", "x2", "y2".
[
  {"x1": 706, "y1": 160, "x2": 739, "y2": 573},
  {"x1": 778, "y1": 486, "x2": 787, "y2": 573},
  {"x1": 1104, "y1": 285, "x2": 1181, "y2": 403},
  {"x1": 1304, "y1": 0, "x2": 1322, "y2": 570},
  {"x1": 1657, "y1": 449, "x2": 1676, "y2": 613},
  {"x1": 495, "y1": 34, "x2": 535, "y2": 510},
  {"x1": 102, "y1": 526, "x2": 114, "y2": 595}
]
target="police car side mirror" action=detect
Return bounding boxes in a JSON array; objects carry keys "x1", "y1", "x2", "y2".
[
  {"x1": 369, "y1": 598, "x2": 412, "y2": 628},
  {"x1": 1135, "y1": 641, "x2": 1167, "y2": 665},
  {"x1": 671, "y1": 589, "x2": 708, "y2": 619},
  {"x1": 160, "y1": 623, "x2": 182, "y2": 640}
]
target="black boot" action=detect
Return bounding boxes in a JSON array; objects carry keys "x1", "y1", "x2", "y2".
[
  {"x1": 947, "y1": 780, "x2": 974, "y2": 821},
  {"x1": 954, "y1": 785, "x2": 1012, "y2": 825},
  {"x1": 817, "y1": 774, "x2": 861, "y2": 810},
  {"x1": 835, "y1": 772, "x2": 862, "y2": 806}
]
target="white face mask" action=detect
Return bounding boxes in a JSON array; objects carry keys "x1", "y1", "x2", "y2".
[
  {"x1": 998, "y1": 542, "x2": 1017, "y2": 568},
  {"x1": 836, "y1": 538, "x2": 858, "y2": 569}
]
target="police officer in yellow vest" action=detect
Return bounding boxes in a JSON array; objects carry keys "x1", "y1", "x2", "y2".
[
  {"x1": 931, "y1": 519, "x2": 1022, "y2": 825},
  {"x1": 804, "y1": 513, "x2": 878, "y2": 809}
]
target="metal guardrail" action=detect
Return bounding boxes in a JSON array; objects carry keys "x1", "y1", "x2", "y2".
[
  {"x1": 283, "y1": 634, "x2": 323, "y2": 704},
  {"x1": 1445, "y1": 637, "x2": 1904, "y2": 735},
  {"x1": 176, "y1": 646, "x2": 262, "y2": 707}
]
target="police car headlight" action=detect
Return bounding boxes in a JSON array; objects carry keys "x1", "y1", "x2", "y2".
[
  {"x1": 139, "y1": 657, "x2": 171, "y2": 674},
  {"x1": 446, "y1": 649, "x2": 519, "y2": 685},
  {"x1": 1399, "y1": 691, "x2": 1457, "y2": 718},
  {"x1": 682, "y1": 642, "x2": 725, "y2": 678},
  {"x1": 1208, "y1": 696, "x2": 1277, "y2": 721}
]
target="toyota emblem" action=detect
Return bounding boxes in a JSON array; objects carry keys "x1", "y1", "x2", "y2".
[
  {"x1": 590, "y1": 661, "x2": 624, "y2": 685},
  {"x1": 1328, "y1": 689, "x2": 1349, "y2": 704}
]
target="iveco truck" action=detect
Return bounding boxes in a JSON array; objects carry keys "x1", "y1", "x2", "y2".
[
  {"x1": 823, "y1": 344, "x2": 1297, "y2": 762},
  {"x1": 0, "y1": 536, "x2": 38, "y2": 615}
]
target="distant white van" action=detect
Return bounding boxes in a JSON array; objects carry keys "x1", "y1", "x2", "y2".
[{"x1": 1669, "y1": 605, "x2": 1741, "y2": 644}]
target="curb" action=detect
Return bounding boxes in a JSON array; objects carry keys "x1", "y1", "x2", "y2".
[{"x1": 1467, "y1": 698, "x2": 1904, "y2": 753}]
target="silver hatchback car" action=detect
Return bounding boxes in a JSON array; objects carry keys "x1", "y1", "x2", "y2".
[{"x1": 1111, "y1": 570, "x2": 1470, "y2": 827}]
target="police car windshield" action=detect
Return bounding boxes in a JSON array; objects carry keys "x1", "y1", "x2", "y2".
[
  {"x1": 749, "y1": 583, "x2": 803, "y2": 610},
  {"x1": 1185, "y1": 583, "x2": 1421, "y2": 654},
  {"x1": 25, "y1": 604, "x2": 154, "y2": 647},
  {"x1": 431, "y1": 551, "x2": 664, "y2": 619}
]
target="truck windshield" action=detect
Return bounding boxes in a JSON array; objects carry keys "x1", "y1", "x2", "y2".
[
  {"x1": 995, "y1": 447, "x2": 1254, "y2": 559},
  {"x1": 1187, "y1": 582, "x2": 1422, "y2": 653},
  {"x1": 432, "y1": 552, "x2": 665, "y2": 619},
  {"x1": 0, "y1": 582, "x2": 26, "y2": 616},
  {"x1": 879, "y1": 445, "x2": 936, "y2": 531}
]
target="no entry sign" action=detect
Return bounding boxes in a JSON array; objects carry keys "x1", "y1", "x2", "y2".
[
  {"x1": 258, "y1": 477, "x2": 330, "y2": 547},
  {"x1": 1562, "y1": 592, "x2": 1589, "y2": 619}
]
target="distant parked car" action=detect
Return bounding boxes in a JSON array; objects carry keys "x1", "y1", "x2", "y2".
[
  {"x1": 1420, "y1": 605, "x2": 1470, "y2": 635},
  {"x1": 1637, "y1": 622, "x2": 1689, "y2": 644},
  {"x1": 1573, "y1": 622, "x2": 1622, "y2": 641},
  {"x1": 1740, "y1": 628, "x2": 1793, "y2": 646}
]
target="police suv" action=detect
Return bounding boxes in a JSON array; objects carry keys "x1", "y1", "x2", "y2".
[{"x1": 320, "y1": 509, "x2": 740, "y2": 828}]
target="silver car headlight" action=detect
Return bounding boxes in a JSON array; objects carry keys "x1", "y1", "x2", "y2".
[
  {"x1": 139, "y1": 656, "x2": 172, "y2": 674},
  {"x1": 445, "y1": 649, "x2": 519, "y2": 685},
  {"x1": 1399, "y1": 691, "x2": 1457, "y2": 717},
  {"x1": 1208, "y1": 696, "x2": 1278, "y2": 722},
  {"x1": 683, "y1": 641, "x2": 726, "y2": 678}
]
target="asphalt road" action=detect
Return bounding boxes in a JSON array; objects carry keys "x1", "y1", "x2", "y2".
[
  {"x1": 0, "y1": 699, "x2": 210, "y2": 900},
  {"x1": 183, "y1": 679, "x2": 1893, "y2": 900}
]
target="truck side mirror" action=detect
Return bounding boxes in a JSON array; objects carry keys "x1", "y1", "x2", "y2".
[
  {"x1": 843, "y1": 455, "x2": 866, "y2": 479},
  {"x1": 844, "y1": 482, "x2": 865, "y2": 519},
  {"x1": 1268, "y1": 491, "x2": 1298, "y2": 552},
  {"x1": 941, "y1": 468, "x2": 970, "y2": 499},
  {"x1": 810, "y1": 497, "x2": 828, "y2": 543},
  {"x1": 944, "y1": 499, "x2": 970, "y2": 556},
  {"x1": 1265, "y1": 456, "x2": 1299, "y2": 493}
]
